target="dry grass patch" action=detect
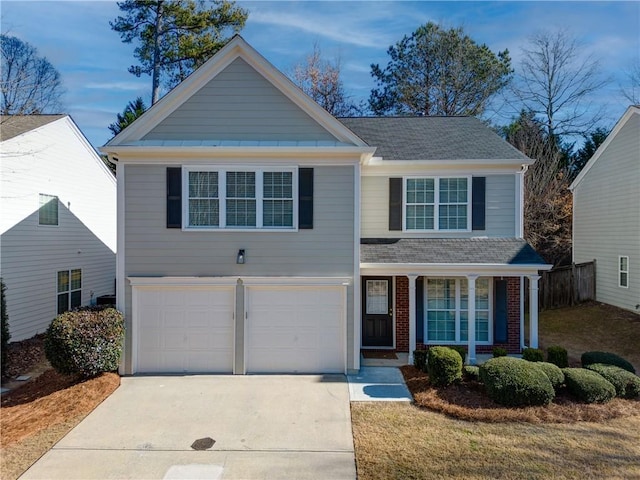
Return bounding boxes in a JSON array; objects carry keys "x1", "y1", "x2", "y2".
[
  {"x1": 539, "y1": 302, "x2": 640, "y2": 371},
  {"x1": 352, "y1": 402, "x2": 640, "y2": 480},
  {"x1": 402, "y1": 365, "x2": 640, "y2": 423}
]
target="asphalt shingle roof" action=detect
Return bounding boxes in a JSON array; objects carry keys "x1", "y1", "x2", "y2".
[
  {"x1": 361, "y1": 238, "x2": 547, "y2": 265},
  {"x1": 0, "y1": 115, "x2": 65, "y2": 142},
  {"x1": 338, "y1": 116, "x2": 529, "y2": 161}
]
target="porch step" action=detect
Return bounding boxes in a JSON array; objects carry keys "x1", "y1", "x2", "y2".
[{"x1": 361, "y1": 352, "x2": 409, "y2": 367}]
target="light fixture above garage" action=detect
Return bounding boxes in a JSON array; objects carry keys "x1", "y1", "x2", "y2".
[{"x1": 237, "y1": 249, "x2": 245, "y2": 264}]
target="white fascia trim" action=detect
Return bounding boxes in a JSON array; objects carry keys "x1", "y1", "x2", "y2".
[
  {"x1": 107, "y1": 36, "x2": 367, "y2": 147},
  {"x1": 361, "y1": 164, "x2": 524, "y2": 176},
  {"x1": 128, "y1": 276, "x2": 240, "y2": 287},
  {"x1": 570, "y1": 106, "x2": 640, "y2": 191},
  {"x1": 360, "y1": 263, "x2": 553, "y2": 276},
  {"x1": 100, "y1": 146, "x2": 375, "y2": 163},
  {"x1": 241, "y1": 276, "x2": 352, "y2": 286},
  {"x1": 363, "y1": 157, "x2": 534, "y2": 167},
  {"x1": 63, "y1": 116, "x2": 117, "y2": 184}
]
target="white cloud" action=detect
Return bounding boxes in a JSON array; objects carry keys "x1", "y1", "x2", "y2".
[{"x1": 85, "y1": 81, "x2": 145, "y2": 91}]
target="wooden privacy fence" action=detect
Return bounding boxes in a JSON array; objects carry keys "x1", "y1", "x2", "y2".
[{"x1": 539, "y1": 261, "x2": 596, "y2": 310}]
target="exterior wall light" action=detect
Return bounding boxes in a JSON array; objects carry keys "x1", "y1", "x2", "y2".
[{"x1": 237, "y1": 249, "x2": 245, "y2": 264}]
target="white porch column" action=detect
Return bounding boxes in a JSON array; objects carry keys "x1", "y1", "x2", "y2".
[
  {"x1": 408, "y1": 275, "x2": 418, "y2": 365},
  {"x1": 529, "y1": 275, "x2": 541, "y2": 348},
  {"x1": 520, "y1": 276, "x2": 525, "y2": 349},
  {"x1": 466, "y1": 275, "x2": 478, "y2": 365}
]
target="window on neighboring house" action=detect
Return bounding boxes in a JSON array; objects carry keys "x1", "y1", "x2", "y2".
[
  {"x1": 405, "y1": 177, "x2": 469, "y2": 231},
  {"x1": 57, "y1": 269, "x2": 81, "y2": 314},
  {"x1": 185, "y1": 167, "x2": 296, "y2": 230},
  {"x1": 39, "y1": 194, "x2": 58, "y2": 225},
  {"x1": 425, "y1": 278, "x2": 491, "y2": 344},
  {"x1": 619, "y1": 256, "x2": 629, "y2": 288}
]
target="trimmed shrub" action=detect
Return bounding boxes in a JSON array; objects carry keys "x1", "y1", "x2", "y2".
[
  {"x1": 522, "y1": 347, "x2": 544, "y2": 362},
  {"x1": 479, "y1": 357, "x2": 555, "y2": 406},
  {"x1": 563, "y1": 368, "x2": 616, "y2": 404},
  {"x1": 1, "y1": 279, "x2": 10, "y2": 377},
  {"x1": 581, "y1": 351, "x2": 635, "y2": 374},
  {"x1": 413, "y1": 350, "x2": 428, "y2": 372},
  {"x1": 585, "y1": 363, "x2": 640, "y2": 399},
  {"x1": 45, "y1": 308, "x2": 124, "y2": 378},
  {"x1": 463, "y1": 365, "x2": 480, "y2": 382},
  {"x1": 451, "y1": 346, "x2": 467, "y2": 364},
  {"x1": 546, "y1": 346, "x2": 569, "y2": 368},
  {"x1": 427, "y1": 346, "x2": 463, "y2": 386},
  {"x1": 531, "y1": 361, "x2": 565, "y2": 390},
  {"x1": 492, "y1": 347, "x2": 507, "y2": 358}
]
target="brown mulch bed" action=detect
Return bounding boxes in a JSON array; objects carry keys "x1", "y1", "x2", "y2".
[
  {"x1": 2, "y1": 334, "x2": 48, "y2": 380},
  {"x1": 401, "y1": 365, "x2": 640, "y2": 424}
]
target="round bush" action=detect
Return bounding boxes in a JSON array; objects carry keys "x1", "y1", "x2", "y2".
[
  {"x1": 427, "y1": 347, "x2": 462, "y2": 386},
  {"x1": 492, "y1": 347, "x2": 507, "y2": 358},
  {"x1": 522, "y1": 347, "x2": 544, "y2": 362},
  {"x1": 585, "y1": 363, "x2": 640, "y2": 399},
  {"x1": 479, "y1": 357, "x2": 555, "y2": 406},
  {"x1": 562, "y1": 368, "x2": 616, "y2": 404},
  {"x1": 45, "y1": 308, "x2": 124, "y2": 378},
  {"x1": 531, "y1": 361, "x2": 565, "y2": 390},
  {"x1": 546, "y1": 346, "x2": 569, "y2": 368},
  {"x1": 581, "y1": 351, "x2": 635, "y2": 374}
]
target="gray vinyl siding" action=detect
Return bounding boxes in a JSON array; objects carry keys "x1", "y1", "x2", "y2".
[
  {"x1": 1, "y1": 208, "x2": 116, "y2": 341},
  {"x1": 361, "y1": 174, "x2": 516, "y2": 238},
  {"x1": 573, "y1": 113, "x2": 640, "y2": 312},
  {"x1": 143, "y1": 58, "x2": 337, "y2": 142},
  {"x1": 122, "y1": 164, "x2": 356, "y2": 372}
]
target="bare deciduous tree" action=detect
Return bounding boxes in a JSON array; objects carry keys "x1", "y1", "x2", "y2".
[
  {"x1": 291, "y1": 44, "x2": 361, "y2": 117},
  {"x1": 512, "y1": 29, "x2": 608, "y2": 138},
  {"x1": 620, "y1": 62, "x2": 640, "y2": 105},
  {"x1": 1, "y1": 34, "x2": 63, "y2": 115}
]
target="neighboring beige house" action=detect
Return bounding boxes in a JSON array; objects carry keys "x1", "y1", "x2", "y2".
[
  {"x1": 0, "y1": 115, "x2": 117, "y2": 341},
  {"x1": 101, "y1": 36, "x2": 550, "y2": 376},
  {"x1": 570, "y1": 106, "x2": 640, "y2": 313}
]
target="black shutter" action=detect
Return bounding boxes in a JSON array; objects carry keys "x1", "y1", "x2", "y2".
[
  {"x1": 299, "y1": 168, "x2": 314, "y2": 229},
  {"x1": 472, "y1": 177, "x2": 486, "y2": 231},
  {"x1": 416, "y1": 276, "x2": 424, "y2": 344},
  {"x1": 166, "y1": 167, "x2": 182, "y2": 228},
  {"x1": 494, "y1": 279, "x2": 508, "y2": 343},
  {"x1": 389, "y1": 177, "x2": 402, "y2": 231}
]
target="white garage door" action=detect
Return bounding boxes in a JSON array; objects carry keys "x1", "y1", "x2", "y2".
[
  {"x1": 246, "y1": 286, "x2": 345, "y2": 373},
  {"x1": 136, "y1": 286, "x2": 234, "y2": 373}
]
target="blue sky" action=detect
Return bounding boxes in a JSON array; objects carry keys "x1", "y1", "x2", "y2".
[{"x1": 2, "y1": 1, "x2": 638, "y2": 147}]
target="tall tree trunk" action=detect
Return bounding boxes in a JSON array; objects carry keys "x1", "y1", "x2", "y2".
[{"x1": 151, "y1": 0, "x2": 164, "y2": 105}]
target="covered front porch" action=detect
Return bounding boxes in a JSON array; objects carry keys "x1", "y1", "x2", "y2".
[{"x1": 359, "y1": 238, "x2": 553, "y2": 365}]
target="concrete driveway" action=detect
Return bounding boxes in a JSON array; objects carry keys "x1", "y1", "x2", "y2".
[{"x1": 21, "y1": 375, "x2": 355, "y2": 480}]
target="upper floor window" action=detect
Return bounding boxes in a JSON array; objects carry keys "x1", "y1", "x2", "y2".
[
  {"x1": 39, "y1": 193, "x2": 58, "y2": 226},
  {"x1": 185, "y1": 167, "x2": 296, "y2": 230},
  {"x1": 619, "y1": 256, "x2": 629, "y2": 288},
  {"x1": 404, "y1": 177, "x2": 470, "y2": 231}
]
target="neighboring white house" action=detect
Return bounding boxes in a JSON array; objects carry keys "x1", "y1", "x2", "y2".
[
  {"x1": 101, "y1": 36, "x2": 550, "y2": 376},
  {"x1": 0, "y1": 115, "x2": 117, "y2": 341},
  {"x1": 570, "y1": 106, "x2": 640, "y2": 313}
]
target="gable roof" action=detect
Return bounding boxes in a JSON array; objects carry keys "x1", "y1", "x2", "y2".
[
  {"x1": 0, "y1": 115, "x2": 66, "y2": 141},
  {"x1": 338, "y1": 116, "x2": 530, "y2": 161},
  {"x1": 106, "y1": 35, "x2": 366, "y2": 148},
  {"x1": 360, "y1": 238, "x2": 546, "y2": 265},
  {"x1": 570, "y1": 105, "x2": 640, "y2": 191}
]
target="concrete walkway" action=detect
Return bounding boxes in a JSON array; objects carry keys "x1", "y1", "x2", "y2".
[
  {"x1": 347, "y1": 367, "x2": 412, "y2": 402},
  {"x1": 21, "y1": 375, "x2": 355, "y2": 480}
]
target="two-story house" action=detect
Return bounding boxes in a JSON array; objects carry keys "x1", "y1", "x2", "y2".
[
  {"x1": 1, "y1": 115, "x2": 117, "y2": 341},
  {"x1": 101, "y1": 36, "x2": 550, "y2": 375}
]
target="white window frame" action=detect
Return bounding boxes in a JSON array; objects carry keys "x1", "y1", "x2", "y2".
[
  {"x1": 182, "y1": 166, "x2": 298, "y2": 232},
  {"x1": 423, "y1": 277, "x2": 492, "y2": 345},
  {"x1": 403, "y1": 176, "x2": 471, "y2": 232},
  {"x1": 57, "y1": 268, "x2": 82, "y2": 315},
  {"x1": 619, "y1": 256, "x2": 629, "y2": 288},
  {"x1": 38, "y1": 193, "x2": 59, "y2": 226}
]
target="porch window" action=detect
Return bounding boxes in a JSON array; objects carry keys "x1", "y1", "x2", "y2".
[{"x1": 425, "y1": 277, "x2": 491, "y2": 344}]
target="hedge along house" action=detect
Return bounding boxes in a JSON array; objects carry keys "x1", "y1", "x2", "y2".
[{"x1": 101, "y1": 36, "x2": 550, "y2": 375}]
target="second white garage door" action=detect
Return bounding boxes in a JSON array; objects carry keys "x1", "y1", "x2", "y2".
[
  {"x1": 245, "y1": 286, "x2": 345, "y2": 373},
  {"x1": 136, "y1": 286, "x2": 234, "y2": 373}
]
